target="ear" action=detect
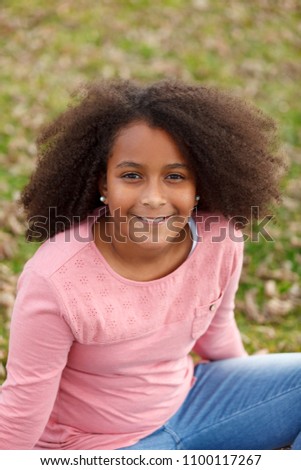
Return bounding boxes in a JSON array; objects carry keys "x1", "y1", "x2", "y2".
[{"x1": 98, "y1": 174, "x2": 108, "y2": 198}]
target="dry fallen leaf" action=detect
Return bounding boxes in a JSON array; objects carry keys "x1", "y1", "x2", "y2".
[
  {"x1": 252, "y1": 349, "x2": 269, "y2": 355},
  {"x1": 244, "y1": 289, "x2": 265, "y2": 323},
  {"x1": 265, "y1": 298, "x2": 293, "y2": 317},
  {"x1": 257, "y1": 265, "x2": 299, "y2": 282},
  {"x1": 0, "y1": 362, "x2": 6, "y2": 379},
  {"x1": 264, "y1": 280, "x2": 278, "y2": 298}
]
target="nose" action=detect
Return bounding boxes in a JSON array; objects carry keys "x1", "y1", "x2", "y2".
[{"x1": 140, "y1": 181, "x2": 167, "y2": 209}]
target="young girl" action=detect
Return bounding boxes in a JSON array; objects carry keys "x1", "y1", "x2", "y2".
[{"x1": 0, "y1": 79, "x2": 300, "y2": 450}]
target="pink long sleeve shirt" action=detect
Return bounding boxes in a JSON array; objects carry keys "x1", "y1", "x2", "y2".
[{"x1": 0, "y1": 209, "x2": 246, "y2": 449}]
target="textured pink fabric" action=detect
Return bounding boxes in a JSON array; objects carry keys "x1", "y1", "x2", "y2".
[{"x1": 0, "y1": 209, "x2": 247, "y2": 449}]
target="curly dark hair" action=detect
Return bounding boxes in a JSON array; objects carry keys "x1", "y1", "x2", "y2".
[{"x1": 21, "y1": 78, "x2": 285, "y2": 241}]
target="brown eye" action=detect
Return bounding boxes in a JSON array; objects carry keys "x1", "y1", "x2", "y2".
[
  {"x1": 166, "y1": 174, "x2": 185, "y2": 180},
  {"x1": 122, "y1": 173, "x2": 141, "y2": 179}
]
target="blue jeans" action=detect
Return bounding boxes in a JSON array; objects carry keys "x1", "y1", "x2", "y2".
[{"x1": 119, "y1": 353, "x2": 301, "y2": 450}]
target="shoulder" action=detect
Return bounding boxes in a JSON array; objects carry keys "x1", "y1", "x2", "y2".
[
  {"x1": 22, "y1": 210, "x2": 100, "y2": 279},
  {"x1": 192, "y1": 210, "x2": 244, "y2": 274},
  {"x1": 194, "y1": 210, "x2": 241, "y2": 236},
  {"x1": 194, "y1": 211, "x2": 244, "y2": 248}
]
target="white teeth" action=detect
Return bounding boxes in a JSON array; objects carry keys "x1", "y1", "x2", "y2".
[{"x1": 140, "y1": 217, "x2": 165, "y2": 223}]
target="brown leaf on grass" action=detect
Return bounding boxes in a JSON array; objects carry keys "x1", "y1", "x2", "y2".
[
  {"x1": 256, "y1": 326, "x2": 277, "y2": 339},
  {"x1": 0, "y1": 200, "x2": 25, "y2": 237},
  {"x1": 264, "y1": 298, "x2": 294, "y2": 317},
  {"x1": 6, "y1": 213, "x2": 24, "y2": 236},
  {"x1": 252, "y1": 349, "x2": 269, "y2": 355},
  {"x1": 291, "y1": 237, "x2": 301, "y2": 248},
  {"x1": 0, "y1": 264, "x2": 17, "y2": 320},
  {"x1": 282, "y1": 196, "x2": 300, "y2": 211},
  {"x1": 289, "y1": 283, "x2": 301, "y2": 299},
  {"x1": 0, "y1": 362, "x2": 6, "y2": 379},
  {"x1": 244, "y1": 288, "x2": 265, "y2": 323},
  {"x1": 286, "y1": 178, "x2": 301, "y2": 199},
  {"x1": 264, "y1": 280, "x2": 278, "y2": 297},
  {"x1": 256, "y1": 265, "x2": 299, "y2": 282},
  {"x1": 0, "y1": 231, "x2": 17, "y2": 260},
  {"x1": 0, "y1": 292, "x2": 15, "y2": 310}
]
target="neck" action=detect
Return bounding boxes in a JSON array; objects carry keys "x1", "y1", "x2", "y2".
[{"x1": 93, "y1": 218, "x2": 192, "y2": 281}]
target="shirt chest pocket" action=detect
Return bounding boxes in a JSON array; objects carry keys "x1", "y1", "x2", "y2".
[{"x1": 192, "y1": 291, "x2": 223, "y2": 340}]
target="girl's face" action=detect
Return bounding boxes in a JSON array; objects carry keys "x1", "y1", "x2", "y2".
[{"x1": 99, "y1": 121, "x2": 197, "y2": 249}]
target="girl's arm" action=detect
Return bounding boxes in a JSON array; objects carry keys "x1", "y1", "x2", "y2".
[
  {"x1": 0, "y1": 267, "x2": 74, "y2": 449},
  {"x1": 192, "y1": 241, "x2": 248, "y2": 361}
]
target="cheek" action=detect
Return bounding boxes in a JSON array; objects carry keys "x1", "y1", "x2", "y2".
[
  {"x1": 106, "y1": 177, "x2": 122, "y2": 198},
  {"x1": 179, "y1": 191, "x2": 196, "y2": 208},
  {"x1": 107, "y1": 183, "x2": 135, "y2": 210}
]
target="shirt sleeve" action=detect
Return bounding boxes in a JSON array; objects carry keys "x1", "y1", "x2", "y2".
[
  {"x1": 192, "y1": 240, "x2": 248, "y2": 361},
  {"x1": 0, "y1": 267, "x2": 74, "y2": 449}
]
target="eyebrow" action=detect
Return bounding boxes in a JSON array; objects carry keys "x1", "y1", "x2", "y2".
[{"x1": 115, "y1": 161, "x2": 190, "y2": 170}]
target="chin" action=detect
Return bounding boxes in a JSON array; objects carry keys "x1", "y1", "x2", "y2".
[{"x1": 129, "y1": 227, "x2": 186, "y2": 248}]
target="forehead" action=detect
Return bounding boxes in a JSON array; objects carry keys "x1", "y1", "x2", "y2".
[{"x1": 110, "y1": 121, "x2": 187, "y2": 165}]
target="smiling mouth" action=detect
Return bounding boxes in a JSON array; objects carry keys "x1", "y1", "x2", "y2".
[{"x1": 133, "y1": 215, "x2": 173, "y2": 224}]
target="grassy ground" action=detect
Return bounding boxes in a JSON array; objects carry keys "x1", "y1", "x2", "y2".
[{"x1": 0, "y1": 0, "x2": 301, "y2": 380}]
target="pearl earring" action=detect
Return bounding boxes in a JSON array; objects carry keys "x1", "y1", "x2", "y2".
[
  {"x1": 193, "y1": 195, "x2": 200, "y2": 211},
  {"x1": 100, "y1": 196, "x2": 106, "y2": 203}
]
